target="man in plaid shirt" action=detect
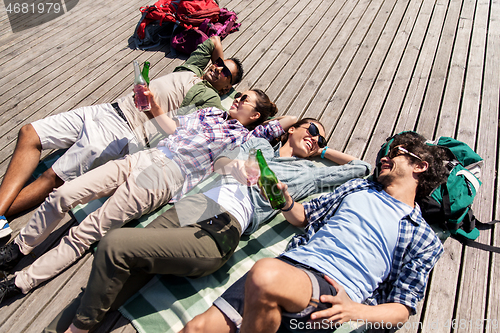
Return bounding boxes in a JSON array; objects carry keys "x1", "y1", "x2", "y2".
[{"x1": 181, "y1": 132, "x2": 449, "y2": 333}]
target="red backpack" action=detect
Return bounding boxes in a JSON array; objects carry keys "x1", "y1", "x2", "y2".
[
  {"x1": 133, "y1": 0, "x2": 240, "y2": 52},
  {"x1": 176, "y1": 0, "x2": 220, "y2": 27},
  {"x1": 133, "y1": 0, "x2": 179, "y2": 49}
]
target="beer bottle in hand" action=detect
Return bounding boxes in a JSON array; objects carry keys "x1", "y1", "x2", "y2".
[
  {"x1": 142, "y1": 61, "x2": 150, "y2": 85},
  {"x1": 133, "y1": 60, "x2": 151, "y2": 111},
  {"x1": 256, "y1": 149, "x2": 286, "y2": 210}
]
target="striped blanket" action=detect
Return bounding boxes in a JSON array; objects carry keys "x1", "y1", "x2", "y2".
[{"x1": 70, "y1": 180, "x2": 366, "y2": 333}]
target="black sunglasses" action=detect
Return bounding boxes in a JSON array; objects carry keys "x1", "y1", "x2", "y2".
[
  {"x1": 214, "y1": 57, "x2": 233, "y2": 84},
  {"x1": 302, "y1": 123, "x2": 327, "y2": 148},
  {"x1": 234, "y1": 92, "x2": 257, "y2": 108}
]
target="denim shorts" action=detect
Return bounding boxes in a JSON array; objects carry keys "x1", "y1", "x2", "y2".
[{"x1": 214, "y1": 256, "x2": 338, "y2": 332}]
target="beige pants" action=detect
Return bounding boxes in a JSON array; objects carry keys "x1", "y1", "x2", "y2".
[{"x1": 14, "y1": 148, "x2": 184, "y2": 293}]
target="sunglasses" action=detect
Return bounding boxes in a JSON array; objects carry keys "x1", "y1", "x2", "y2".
[
  {"x1": 214, "y1": 57, "x2": 233, "y2": 84},
  {"x1": 234, "y1": 92, "x2": 257, "y2": 108},
  {"x1": 387, "y1": 145, "x2": 422, "y2": 161},
  {"x1": 301, "y1": 123, "x2": 327, "y2": 148}
]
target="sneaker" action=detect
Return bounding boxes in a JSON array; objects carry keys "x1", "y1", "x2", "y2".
[
  {"x1": 0, "y1": 242, "x2": 24, "y2": 272},
  {"x1": 0, "y1": 278, "x2": 21, "y2": 304},
  {"x1": 0, "y1": 216, "x2": 12, "y2": 238}
]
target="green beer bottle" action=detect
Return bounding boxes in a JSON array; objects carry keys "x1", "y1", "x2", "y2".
[
  {"x1": 255, "y1": 149, "x2": 286, "y2": 210},
  {"x1": 142, "y1": 61, "x2": 150, "y2": 85}
]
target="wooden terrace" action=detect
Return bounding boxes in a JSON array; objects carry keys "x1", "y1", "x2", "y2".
[{"x1": 0, "y1": 0, "x2": 499, "y2": 331}]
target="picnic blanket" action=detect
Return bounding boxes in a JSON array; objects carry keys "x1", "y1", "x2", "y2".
[
  {"x1": 34, "y1": 91, "x2": 367, "y2": 332},
  {"x1": 71, "y1": 188, "x2": 366, "y2": 333},
  {"x1": 66, "y1": 163, "x2": 369, "y2": 333}
]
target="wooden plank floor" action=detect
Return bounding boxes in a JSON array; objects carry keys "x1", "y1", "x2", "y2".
[{"x1": 1, "y1": 0, "x2": 499, "y2": 331}]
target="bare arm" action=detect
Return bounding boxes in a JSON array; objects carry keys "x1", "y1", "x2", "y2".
[
  {"x1": 213, "y1": 157, "x2": 249, "y2": 185},
  {"x1": 144, "y1": 88, "x2": 178, "y2": 135},
  {"x1": 318, "y1": 148, "x2": 357, "y2": 165},
  {"x1": 261, "y1": 115, "x2": 297, "y2": 131},
  {"x1": 278, "y1": 182, "x2": 308, "y2": 228},
  {"x1": 310, "y1": 276, "x2": 410, "y2": 326},
  {"x1": 210, "y1": 36, "x2": 224, "y2": 63}
]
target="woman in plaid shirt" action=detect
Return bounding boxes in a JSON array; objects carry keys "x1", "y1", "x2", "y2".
[{"x1": 0, "y1": 89, "x2": 297, "y2": 307}]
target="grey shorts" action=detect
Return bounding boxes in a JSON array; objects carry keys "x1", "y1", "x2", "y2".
[
  {"x1": 32, "y1": 103, "x2": 135, "y2": 182},
  {"x1": 214, "y1": 256, "x2": 338, "y2": 332}
]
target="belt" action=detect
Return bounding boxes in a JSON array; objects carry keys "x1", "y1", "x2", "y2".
[
  {"x1": 112, "y1": 102, "x2": 151, "y2": 148},
  {"x1": 111, "y1": 102, "x2": 128, "y2": 124}
]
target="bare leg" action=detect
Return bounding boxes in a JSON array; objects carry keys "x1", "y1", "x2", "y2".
[
  {"x1": 5, "y1": 167, "x2": 63, "y2": 216},
  {"x1": 181, "y1": 305, "x2": 236, "y2": 333},
  {"x1": 0, "y1": 124, "x2": 61, "y2": 217},
  {"x1": 240, "y1": 258, "x2": 312, "y2": 333}
]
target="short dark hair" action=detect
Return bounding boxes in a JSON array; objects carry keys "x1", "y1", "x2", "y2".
[
  {"x1": 390, "y1": 132, "x2": 448, "y2": 200},
  {"x1": 228, "y1": 57, "x2": 243, "y2": 85}
]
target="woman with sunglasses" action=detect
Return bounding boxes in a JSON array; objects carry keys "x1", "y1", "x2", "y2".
[
  {"x1": 0, "y1": 89, "x2": 296, "y2": 307},
  {"x1": 52, "y1": 118, "x2": 371, "y2": 333}
]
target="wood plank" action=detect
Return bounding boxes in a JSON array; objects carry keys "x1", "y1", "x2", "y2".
[
  {"x1": 395, "y1": 0, "x2": 450, "y2": 138},
  {"x1": 362, "y1": 0, "x2": 438, "y2": 160},
  {"x1": 483, "y1": 0, "x2": 500, "y2": 331},
  {"x1": 8, "y1": 255, "x2": 93, "y2": 333},
  {"x1": 261, "y1": 0, "x2": 356, "y2": 108},
  {"x1": 0, "y1": 214, "x2": 77, "y2": 325},
  {"x1": 235, "y1": 0, "x2": 326, "y2": 91},
  {"x1": 453, "y1": 0, "x2": 492, "y2": 327},
  {"x1": 273, "y1": 0, "x2": 372, "y2": 118},
  {"x1": 344, "y1": 0, "x2": 424, "y2": 158},
  {"x1": 325, "y1": 0, "x2": 409, "y2": 151},
  {"x1": 0, "y1": 0, "x2": 129, "y2": 86},
  {"x1": 435, "y1": 0, "x2": 475, "y2": 136},
  {"x1": 0, "y1": 8, "x2": 142, "y2": 168},
  {"x1": 414, "y1": 0, "x2": 464, "y2": 136}
]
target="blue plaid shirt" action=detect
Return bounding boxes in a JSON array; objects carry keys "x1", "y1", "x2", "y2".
[
  {"x1": 286, "y1": 178, "x2": 444, "y2": 314},
  {"x1": 157, "y1": 107, "x2": 283, "y2": 202}
]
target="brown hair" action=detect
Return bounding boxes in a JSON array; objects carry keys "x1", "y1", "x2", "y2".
[{"x1": 245, "y1": 89, "x2": 279, "y2": 130}]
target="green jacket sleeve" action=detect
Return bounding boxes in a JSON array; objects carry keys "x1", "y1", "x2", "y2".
[{"x1": 173, "y1": 38, "x2": 215, "y2": 77}]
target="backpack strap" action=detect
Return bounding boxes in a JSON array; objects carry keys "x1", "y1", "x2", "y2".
[
  {"x1": 459, "y1": 236, "x2": 500, "y2": 253},
  {"x1": 454, "y1": 218, "x2": 500, "y2": 253}
]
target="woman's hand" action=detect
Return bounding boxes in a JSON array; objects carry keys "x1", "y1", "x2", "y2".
[{"x1": 142, "y1": 87, "x2": 164, "y2": 117}]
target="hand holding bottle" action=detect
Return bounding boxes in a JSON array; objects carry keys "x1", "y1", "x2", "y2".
[
  {"x1": 133, "y1": 60, "x2": 151, "y2": 111},
  {"x1": 245, "y1": 149, "x2": 260, "y2": 186},
  {"x1": 255, "y1": 149, "x2": 286, "y2": 210}
]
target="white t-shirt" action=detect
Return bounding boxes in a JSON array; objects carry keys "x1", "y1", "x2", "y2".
[{"x1": 203, "y1": 184, "x2": 254, "y2": 235}]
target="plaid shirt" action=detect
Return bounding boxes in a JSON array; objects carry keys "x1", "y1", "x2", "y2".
[
  {"x1": 286, "y1": 178, "x2": 444, "y2": 314},
  {"x1": 156, "y1": 107, "x2": 283, "y2": 202}
]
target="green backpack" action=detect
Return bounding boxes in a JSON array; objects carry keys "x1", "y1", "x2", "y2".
[{"x1": 375, "y1": 132, "x2": 500, "y2": 252}]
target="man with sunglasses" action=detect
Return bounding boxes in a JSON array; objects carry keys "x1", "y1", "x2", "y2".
[
  {"x1": 0, "y1": 36, "x2": 243, "y2": 234},
  {"x1": 181, "y1": 132, "x2": 449, "y2": 333}
]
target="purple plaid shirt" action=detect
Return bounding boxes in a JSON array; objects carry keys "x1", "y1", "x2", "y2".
[{"x1": 156, "y1": 107, "x2": 284, "y2": 202}]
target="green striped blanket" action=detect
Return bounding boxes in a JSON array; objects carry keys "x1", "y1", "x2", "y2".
[{"x1": 70, "y1": 190, "x2": 366, "y2": 333}]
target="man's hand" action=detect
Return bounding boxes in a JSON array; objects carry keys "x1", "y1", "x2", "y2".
[
  {"x1": 309, "y1": 276, "x2": 359, "y2": 325},
  {"x1": 309, "y1": 275, "x2": 411, "y2": 327}
]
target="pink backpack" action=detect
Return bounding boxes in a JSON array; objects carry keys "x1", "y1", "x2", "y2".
[{"x1": 171, "y1": 8, "x2": 241, "y2": 54}]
